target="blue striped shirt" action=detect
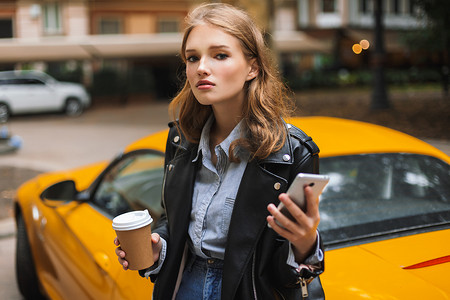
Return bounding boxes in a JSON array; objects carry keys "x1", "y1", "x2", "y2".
[{"x1": 189, "y1": 115, "x2": 248, "y2": 259}]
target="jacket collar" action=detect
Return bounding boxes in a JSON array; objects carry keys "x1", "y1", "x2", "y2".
[
  {"x1": 258, "y1": 122, "x2": 293, "y2": 165},
  {"x1": 175, "y1": 119, "x2": 293, "y2": 167}
]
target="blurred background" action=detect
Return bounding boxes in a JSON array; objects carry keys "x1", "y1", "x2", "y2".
[
  {"x1": 0, "y1": 1, "x2": 449, "y2": 298},
  {"x1": 0, "y1": 0, "x2": 448, "y2": 106}
]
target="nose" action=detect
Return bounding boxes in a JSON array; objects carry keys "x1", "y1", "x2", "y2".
[{"x1": 197, "y1": 57, "x2": 210, "y2": 76}]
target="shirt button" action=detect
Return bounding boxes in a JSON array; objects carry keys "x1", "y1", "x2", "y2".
[
  {"x1": 283, "y1": 154, "x2": 291, "y2": 162},
  {"x1": 173, "y1": 135, "x2": 180, "y2": 143},
  {"x1": 274, "y1": 182, "x2": 281, "y2": 190},
  {"x1": 207, "y1": 259, "x2": 214, "y2": 264}
]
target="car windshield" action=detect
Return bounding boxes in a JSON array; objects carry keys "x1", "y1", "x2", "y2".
[{"x1": 318, "y1": 153, "x2": 450, "y2": 248}]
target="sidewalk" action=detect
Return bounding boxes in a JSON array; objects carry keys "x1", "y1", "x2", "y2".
[{"x1": 0, "y1": 217, "x2": 15, "y2": 239}]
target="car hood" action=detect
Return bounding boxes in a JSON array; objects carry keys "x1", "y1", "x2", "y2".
[{"x1": 321, "y1": 229, "x2": 450, "y2": 299}]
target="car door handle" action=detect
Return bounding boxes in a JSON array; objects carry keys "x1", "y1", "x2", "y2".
[{"x1": 94, "y1": 252, "x2": 112, "y2": 272}]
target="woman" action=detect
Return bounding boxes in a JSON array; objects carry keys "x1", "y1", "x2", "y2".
[{"x1": 115, "y1": 3, "x2": 324, "y2": 299}]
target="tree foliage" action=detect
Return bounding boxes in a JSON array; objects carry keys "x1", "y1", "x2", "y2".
[
  {"x1": 405, "y1": 0, "x2": 450, "y2": 51},
  {"x1": 404, "y1": 0, "x2": 450, "y2": 95}
]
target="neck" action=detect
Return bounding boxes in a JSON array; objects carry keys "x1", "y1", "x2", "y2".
[{"x1": 210, "y1": 106, "x2": 242, "y2": 145}]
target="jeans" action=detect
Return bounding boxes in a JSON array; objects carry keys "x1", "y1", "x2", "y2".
[{"x1": 175, "y1": 255, "x2": 223, "y2": 300}]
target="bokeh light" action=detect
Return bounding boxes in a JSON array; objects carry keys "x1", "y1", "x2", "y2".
[
  {"x1": 352, "y1": 43, "x2": 362, "y2": 54},
  {"x1": 360, "y1": 39, "x2": 370, "y2": 50}
]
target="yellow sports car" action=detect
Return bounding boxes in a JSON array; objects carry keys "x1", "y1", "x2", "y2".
[{"x1": 14, "y1": 117, "x2": 450, "y2": 299}]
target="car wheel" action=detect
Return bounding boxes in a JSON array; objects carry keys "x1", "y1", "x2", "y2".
[
  {"x1": 64, "y1": 97, "x2": 83, "y2": 117},
  {"x1": 0, "y1": 103, "x2": 10, "y2": 122},
  {"x1": 16, "y1": 214, "x2": 46, "y2": 300}
]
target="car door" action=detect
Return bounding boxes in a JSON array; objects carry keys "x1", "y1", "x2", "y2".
[
  {"x1": 37, "y1": 150, "x2": 164, "y2": 299},
  {"x1": 89, "y1": 149, "x2": 165, "y2": 299},
  {"x1": 6, "y1": 78, "x2": 56, "y2": 113},
  {"x1": 36, "y1": 194, "x2": 118, "y2": 299}
]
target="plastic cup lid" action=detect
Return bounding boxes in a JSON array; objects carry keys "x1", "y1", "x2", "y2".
[{"x1": 112, "y1": 209, "x2": 153, "y2": 231}]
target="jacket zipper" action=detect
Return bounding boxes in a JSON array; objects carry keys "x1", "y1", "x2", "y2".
[
  {"x1": 300, "y1": 278, "x2": 309, "y2": 298},
  {"x1": 162, "y1": 164, "x2": 170, "y2": 223},
  {"x1": 252, "y1": 254, "x2": 258, "y2": 299}
]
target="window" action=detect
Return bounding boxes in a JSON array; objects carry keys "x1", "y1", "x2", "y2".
[
  {"x1": 157, "y1": 18, "x2": 180, "y2": 33},
  {"x1": 360, "y1": 0, "x2": 368, "y2": 13},
  {"x1": 92, "y1": 150, "x2": 165, "y2": 223},
  {"x1": 18, "y1": 78, "x2": 45, "y2": 85},
  {"x1": 43, "y1": 3, "x2": 62, "y2": 35},
  {"x1": 322, "y1": 0, "x2": 336, "y2": 13},
  {"x1": 408, "y1": 0, "x2": 417, "y2": 15},
  {"x1": 0, "y1": 19, "x2": 13, "y2": 38},
  {"x1": 319, "y1": 153, "x2": 450, "y2": 247},
  {"x1": 0, "y1": 78, "x2": 44, "y2": 85},
  {"x1": 391, "y1": 0, "x2": 400, "y2": 14},
  {"x1": 360, "y1": 0, "x2": 374, "y2": 14},
  {"x1": 98, "y1": 17, "x2": 122, "y2": 34}
]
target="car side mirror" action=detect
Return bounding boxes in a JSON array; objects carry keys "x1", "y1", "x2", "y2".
[{"x1": 40, "y1": 180, "x2": 79, "y2": 203}]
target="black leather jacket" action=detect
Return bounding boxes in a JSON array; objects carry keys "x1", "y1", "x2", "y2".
[{"x1": 148, "y1": 121, "x2": 325, "y2": 300}]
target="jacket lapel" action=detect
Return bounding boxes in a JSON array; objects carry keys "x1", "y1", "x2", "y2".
[
  {"x1": 222, "y1": 156, "x2": 291, "y2": 298},
  {"x1": 157, "y1": 143, "x2": 199, "y2": 296}
]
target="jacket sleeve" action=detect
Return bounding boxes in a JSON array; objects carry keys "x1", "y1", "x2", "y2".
[
  {"x1": 152, "y1": 121, "x2": 178, "y2": 240},
  {"x1": 138, "y1": 122, "x2": 178, "y2": 279},
  {"x1": 288, "y1": 124, "x2": 320, "y2": 175},
  {"x1": 272, "y1": 125, "x2": 325, "y2": 288}
]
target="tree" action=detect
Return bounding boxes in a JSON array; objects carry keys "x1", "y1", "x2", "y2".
[{"x1": 405, "y1": 0, "x2": 450, "y2": 96}]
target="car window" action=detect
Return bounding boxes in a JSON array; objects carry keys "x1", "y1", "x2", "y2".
[
  {"x1": 21, "y1": 78, "x2": 46, "y2": 85},
  {"x1": 318, "y1": 153, "x2": 450, "y2": 248},
  {"x1": 0, "y1": 78, "x2": 45, "y2": 85},
  {"x1": 91, "y1": 150, "x2": 165, "y2": 226},
  {"x1": 0, "y1": 79, "x2": 19, "y2": 85}
]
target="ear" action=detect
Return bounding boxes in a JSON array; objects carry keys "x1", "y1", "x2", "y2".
[{"x1": 246, "y1": 59, "x2": 259, "y2": 81}]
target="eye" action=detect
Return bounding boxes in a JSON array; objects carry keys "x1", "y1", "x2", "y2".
[
  {"x1": 216, "y1": 53, "x2": 228, "y2": 60},
  {"x1": 186, "y1": 56, "x2": 198, "y2": 63}
]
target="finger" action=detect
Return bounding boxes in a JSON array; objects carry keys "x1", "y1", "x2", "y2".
[
  {"x1": 278, "y1": 193, "x2": 308, "y2": 225},
  {"x1": 304, "y1": 186, "x2": 320, "y2": 218},
  {"x1": 120, "y1": 258, "x2": 128, "y2": 270},
  {"x1": 267, "y1": 203, "x2": 297, "y2": 238},
  {"x1": 267, "y1": 202, "x2": 290, "y2": 226},
  {"x1": 151, "y1": 233, "x2": 161, "y2": 244},
  {"x1": 266, "y1": 214, "x2": 289, "y2": 235},
  {"x1": 115, "y1": 247, "x2": 126, "y2": 259},
  {"x1": 114, "y1": 237, "x2": 120, "y2": 246}
]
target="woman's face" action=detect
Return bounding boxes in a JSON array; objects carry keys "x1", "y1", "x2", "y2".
[{"x1": 185, "y1": 23, "x2": 257, "y2": 112}]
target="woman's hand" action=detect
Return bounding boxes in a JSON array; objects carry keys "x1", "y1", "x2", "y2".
[
  {"x1": 267, "y1": 186, "x2": 320, "y2": 263},
  {"x1": 114, "y1": 233, "x2": 163, "y2": 270}
]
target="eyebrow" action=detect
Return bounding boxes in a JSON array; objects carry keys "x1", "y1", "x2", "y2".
[{"x1": 185, "y1": 45, "x2": 231, "y2": 53}]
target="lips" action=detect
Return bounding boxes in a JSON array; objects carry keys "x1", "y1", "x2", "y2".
[{"x1": 196, "y1": 80, "x2": 215, "y2": 88}]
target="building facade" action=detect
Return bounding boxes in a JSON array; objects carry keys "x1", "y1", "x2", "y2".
[{"x1": 0, "y1": 0, "x2": 428, "y2": 99}]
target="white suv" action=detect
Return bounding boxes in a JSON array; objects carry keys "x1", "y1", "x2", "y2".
[{"x1": 0, "y1": 70, "x2": 91, "y2": 122}]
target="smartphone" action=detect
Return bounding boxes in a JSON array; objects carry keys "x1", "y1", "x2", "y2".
[{"x1": 278, "y1": 173, "x2": 330, "y2": 220}]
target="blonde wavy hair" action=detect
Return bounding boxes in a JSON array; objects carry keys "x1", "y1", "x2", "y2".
[{"x1": 169, "y1": 2, "x2": 293, "y2": 161}]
